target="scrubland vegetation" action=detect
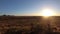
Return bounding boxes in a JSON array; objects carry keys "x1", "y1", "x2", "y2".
[{"x1": 0, "y1": 15, "x2": 60, "y2": 34}]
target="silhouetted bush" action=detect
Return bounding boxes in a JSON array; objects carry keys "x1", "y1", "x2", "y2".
[
  {"x1": 4, "y1": 28, "x2": 16, "y2": 34},
  {"x1": 3, "y1": 15, "x2": 6, "y2": 16}
]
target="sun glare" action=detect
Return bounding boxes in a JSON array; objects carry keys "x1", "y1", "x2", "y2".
[{"x1": 41, "y1": 8, "x2": 55, "y2": 17}]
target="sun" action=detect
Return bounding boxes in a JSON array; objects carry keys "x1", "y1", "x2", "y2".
[{"x1": 41, "y1": 8, "x2": 55, "y2": 17}]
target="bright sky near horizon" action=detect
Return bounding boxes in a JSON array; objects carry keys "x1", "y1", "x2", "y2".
[{"x1": 0, "y1": 0, "x2": 60, "y2": 16}]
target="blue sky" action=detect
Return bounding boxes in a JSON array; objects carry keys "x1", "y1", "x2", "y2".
[{"x1": 0, "y1": 0, "x2": 60, "y2": 16}]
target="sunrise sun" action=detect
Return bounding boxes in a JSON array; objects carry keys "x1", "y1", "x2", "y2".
[{"x1": 41, "y1": 8, "x2": 55, "y2": 17}]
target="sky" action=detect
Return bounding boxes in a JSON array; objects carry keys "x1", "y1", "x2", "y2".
[{"x1": 0, "y1": 0, "x2": 60, "y2": 16}]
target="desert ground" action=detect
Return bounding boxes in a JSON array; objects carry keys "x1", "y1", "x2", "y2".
[{"x1": 0, "y1": 16, "x2": 60, "y2": 34}]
